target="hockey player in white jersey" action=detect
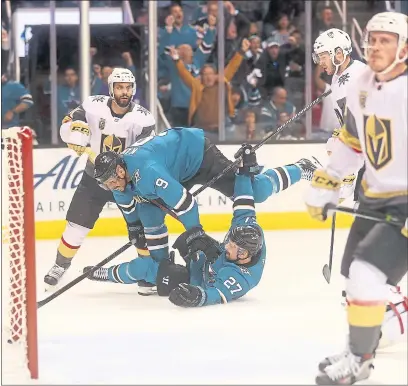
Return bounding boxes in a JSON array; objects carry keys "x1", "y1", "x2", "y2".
[
  {"x1": 313, "y1": 28, "x2": 366, "y2": 202},
  {"x1": 44, "y1": 68, "x2": 156, "y2": 293},
  {"x1": 314, "y1": 26, "x2": 408, "y2": 352},
  {"x1": 305, "y1": 12, "x2": 408, "y2": 385}
]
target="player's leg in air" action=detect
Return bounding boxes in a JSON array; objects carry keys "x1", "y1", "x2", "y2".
[{"x1": 182, "y1": 136, "x2": 320, "y2": 203}]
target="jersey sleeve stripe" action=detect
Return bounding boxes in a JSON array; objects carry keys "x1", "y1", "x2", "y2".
[
  {"x1": 145, "y1": 231, "x2": 168, "y2": 240},
  {"x1": 118, "y1": 199, "x2": 136, "y2": 209},
  {"x1": 174, "y1": 192, "x2": 195, "y2": 216},
  {"x1": 148, "y1": 243, "x2": 169, "y2": 251},
  {"x1": 174, "y1": 189, "x2": 187, "y2": 210},
  {"x1": 216, "y1": 288, "x2": 228, "y2": 304}
]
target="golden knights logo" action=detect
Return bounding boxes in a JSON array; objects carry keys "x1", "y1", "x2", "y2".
[
  {"x1": 101, "y1": 134, "x2": 126, "y2": 154},
  {"x1": 363, "y1": 115, "x2": 392, "y2": 170}
]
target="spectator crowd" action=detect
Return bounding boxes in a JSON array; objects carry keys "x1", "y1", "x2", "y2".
[{"x1": 2, "y1": 0, "x2": 380, "y2": 144}]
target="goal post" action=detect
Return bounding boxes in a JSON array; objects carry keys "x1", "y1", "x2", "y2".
[{"x1": 2, "y1": 126, "x2": 39, "y2": 380}]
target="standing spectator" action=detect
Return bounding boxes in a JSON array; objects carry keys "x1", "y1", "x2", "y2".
[
  {"x1": 233, "y1": 34, "x2": 263, "y2": 84},
  {"x1": 258, "y1": 87, "x2": 298, "y2": 136},
  {"x1": 57, "y1": 67, "x2": 81, "y2": 125},
  {"x1": 281, "y1": 29, "x2": 306, "y2": 112},
  {"x1": 162, "y1": 19, "x2": 216, "y2": 127},
  {"x1": 231, "y1": 1, "x2": 269, "y2": 32},
  {"x1": 266, "y1": 14, "x2": 295, "y2": 46},
  {"x1": 315, "y1": 6, "x2": 336, "y2": 38},
  {"x1": 171, "y1": 39, "x2": 250, "y2": 141},
  {"x1": 159, "y1": 4, "x2": 198, "y2": 56},
  {"x1": 1, "y1": 73, "x2": 34, "y2": 129},
  {"x1": 92, "y1": 64, "x2": 113, "y2": 95},
  {"x1": 255, "y1": 40, "x2": 286, "y2": 99}
]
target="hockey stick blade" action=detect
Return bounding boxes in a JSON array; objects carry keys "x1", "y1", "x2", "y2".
[
  {"x1": 322, "y1": 264, "x2": 331, "y2": 284},
  {"x1": 37, "y1": 241, "x2": 134, "y2": 309}
]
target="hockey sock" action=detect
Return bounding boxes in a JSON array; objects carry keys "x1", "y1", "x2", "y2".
[
  {"x1": 56, "y1": 222, "x2": 91, "y2": 267},
  {"x1": 252, "y1": 165, "x2": 301, "y2": 202},
  {"x1": 56, "y1": 237, "x2": 80, "y2": 268},
  {"x1": 347, "y1": 260, "x2": 387, "y2": 356},
  {"x1": 108, "y1": 258, "x2": 156, "y2": 284}
]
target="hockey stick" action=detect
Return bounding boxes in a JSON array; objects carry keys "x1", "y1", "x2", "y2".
[
  {"x1": 37, "y1": 241, "x2": 134, "y2": 309},
  {"x1": 325, "y1": 204, "x2": 405, "y2": 227},
  {"x1": 322, "y1": 214, "x2": 336, "y2": 284},
  {"x1": 193, "y1": 89, "x2": 332, "y2": 196}
]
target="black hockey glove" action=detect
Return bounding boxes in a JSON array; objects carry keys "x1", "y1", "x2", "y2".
[
  {"x1": 169, "y1": 284, "x2": 207, "y2": 307},
  {"x1": 127, "y1": 221, "x2": 147, "y2": 250},
  {"x1": 172, "y1": 226, "x2": 222, "y2": 264},
  {"x1": 234, "y1": 144, "x2": 259, "y2": 177}
]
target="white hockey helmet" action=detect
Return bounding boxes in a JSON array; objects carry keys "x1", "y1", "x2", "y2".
[
  {"x1": 313, "y1": 28, "x2": 352, "y2": 72},
  {"x1": 108, "y1": 68, "x2": 136, "y2": 98},
  {"x1": 362, "y1": 12, "x2": 408, "y2": 74}
]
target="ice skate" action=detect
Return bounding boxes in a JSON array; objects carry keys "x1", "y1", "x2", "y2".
[
  {"x1": 318, "y1": 349, "x2": 350, "y2": 372},
  {"x1": 137, "y1": 280, "x2": 157, "y2": 296},
  {"x1": 83, "y1": 266, "x2": 110, "y2": 282},
  {"x1": 44, "y1": 263, "x2": 70, "y2": 290},
  {"x1": 296, "y1": 157, "x2": 322, "y2": 181},
  {"x1": 316, "y1": 352, "x2": 374, "y2": 385}
]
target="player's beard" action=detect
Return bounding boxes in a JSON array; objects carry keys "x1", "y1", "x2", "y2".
[{"x1": 115, "y1": 95, "x2": 131, "y2": 108}]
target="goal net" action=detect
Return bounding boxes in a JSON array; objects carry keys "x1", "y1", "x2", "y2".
[{"x1": 1, "y1": 127, "x2": 38, "y2": 382}]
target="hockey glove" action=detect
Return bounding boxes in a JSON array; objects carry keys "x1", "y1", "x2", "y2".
[
  {"x1": 127, "y1": 221, "x2": 149, "y2": 255},
  {"x1": 234, "y1": 144, "x2": 260, "y2": 177},
  {"x1": 173, "y1": 227, "x2": 222, "y2": 263},
  {"x1": 169, "y1": 284, "x2": 207, "y2": 307},
  {"x1": 304, "y1": 169, "x2": 341, "y2": 221},
  {"x1": 67, "y1": 143, "x2": 87, "y2": 156},
  {"x1": 402, "y1": 219, "x2": 408, "y2": 238}
]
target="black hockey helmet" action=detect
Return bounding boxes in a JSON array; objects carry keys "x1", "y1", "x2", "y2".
[
  {"x1": 94, "y1": 151, "x2": 126, "y2": 184},
  {"x1": 228, "y1": 225, "x2": 263, "y2": 259}
]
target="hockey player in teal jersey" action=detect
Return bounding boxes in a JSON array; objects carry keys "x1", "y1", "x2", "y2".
[
  {"x1": 93, "y1": 127, "x2": 318, "y2": 266},
  {"x1": 86, "y1": 144, "x2": 303, "y2": 306},
  {"x1": 167, "y1": 144, "x2": 267, "y2": 307}
]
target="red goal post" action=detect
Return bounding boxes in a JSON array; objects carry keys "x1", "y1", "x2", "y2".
[{"x1": 1, "y1": 126, "x2": 38, "y2": 380}]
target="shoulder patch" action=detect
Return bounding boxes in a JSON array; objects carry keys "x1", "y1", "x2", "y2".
[
  {"x1": 91, "y1": 95, "x2": 107, "y2": 103},
  {"x1": 239, "y1": 266, "x2": 251, "y2": 275},
  {"x1": 136, "y1": 106, "x2": 150, "y2": 116}
]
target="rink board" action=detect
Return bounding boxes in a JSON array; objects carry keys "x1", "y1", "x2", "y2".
[{"x1": 33, "y1": 143, "x2": 354, "y2": 239}]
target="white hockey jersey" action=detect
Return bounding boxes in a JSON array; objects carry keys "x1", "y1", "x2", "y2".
[
  {"x1": 330, "y1": 59, "x2": 366, "y2": 127},
  {"x1": 326, "y1": 60, "x2": 366, "y2": 202},
  {"x1": 60, "y1": 95, "x2": 156, "y2": 176},
  {"x1": 329, "y1": 67, "x2": 408, "y2": 208}
]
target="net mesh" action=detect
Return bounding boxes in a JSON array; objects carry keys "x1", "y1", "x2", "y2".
[{"x1": 1, "y1": 127, "x2": 30, "y2": 382}]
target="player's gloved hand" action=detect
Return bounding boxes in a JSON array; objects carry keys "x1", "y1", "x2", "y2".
[
  {"x1": 173, "y1": 226, "x2": 222, "y2": 263},
  {"x1": 304, "y1": 169, "x2": 342, "y2": 221},
  {"x1": 67, "y1": 143, "x2": 87, "y2": 156},
  {"x1": 234, "y1": 144, "x2": 260, "y2": 177},
  {"x1": 169, "y1": 283, "x2": 207, "y2": 307},
  {"x1": 127, "y1": 221, "x2": 148, "y2": 254},
  {"x1": 402, "y1": 219, "x2": 408, "y2": 238}
]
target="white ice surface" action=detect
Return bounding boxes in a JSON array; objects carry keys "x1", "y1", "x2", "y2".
[{"x1": 4, "y1": 230, "x2": 408, "y2": 384}]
